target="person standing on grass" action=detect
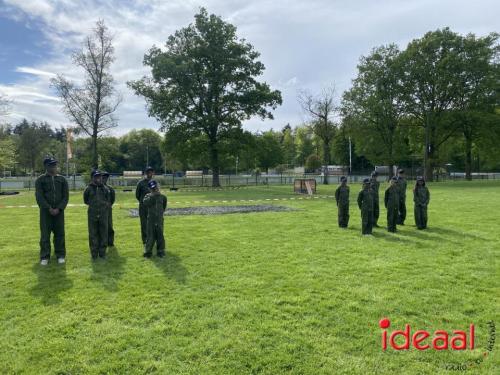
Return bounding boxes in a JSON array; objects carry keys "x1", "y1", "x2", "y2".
[
  {"x1": 135, "y1": 166, "x2": 154, "y2": 250},
  {"x1": 335, "y1": 176, "x2": 350, "y2": 228},
  {"x1": 413, "y1": 176, "x2": 430, "y2": 230},
  {"x1": 397, "y1": 169, "x2": 407, "y2": 225},
  {"x1": 102, "y1": 171, "x2": 115, "y2": 247},
  {"x1": 35, "y1": 157, "x2": 69, "y2": 265},
  {"x1": 142, "y1": 180, "x2": 167, "y2": 258},
  {"x1": 84, "y1": 170, "x2": 111, "y2": 260},
  {"x1": 385, "y1": 176, "x2": 400, "y2": 233},
  {"x1": 370, "y1": 171, "x2": 380, "y2": 227},
  {"x1": 357, "y1": 178, "x2": 374, "y2": 236}
]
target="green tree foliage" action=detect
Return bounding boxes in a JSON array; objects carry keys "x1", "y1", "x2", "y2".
[
  {"x1": 120, "y1": 129, "x2": 163, "y2": 172},
  {"x1": 280, "y1": 124, "x2": 296, "y2": 167},
  {"x1": 398, "y1": 28, "x2": 468, "y2": 180},
  {"x1": 12, "y1": 119, "x2": 55, "y2": 174},
  {"x1": 342, "y1": 45, "x2": 409, "y2": 176},
  {"x1": 129, "y1": 8, "x2": 282, "y2": 186},
  {"x1": 0, "y1": 137, "x2": 16, "y2": 172},
  {"x1": 294, "y1": 126, "x2": 315, "y2": 167},
  {"x1": 255, "y1": 130, "x2": 283, "y2": 173},
  {"x1": 450, "y1": 32, "x2": 499, "y2": 179},
  {"x1": 305, "y1": 154, "x2": 321, "y2": 172}
]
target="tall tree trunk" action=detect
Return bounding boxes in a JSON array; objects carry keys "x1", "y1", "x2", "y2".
[
  {"x1": 91, "y1": 132, "x2": 98, "y2": 168},
  {"x1": 424, "y1": 118, "x2": 435, "y2": 182},
  {"x1": 424, "y1": 145, "x2": 435, "y2": 182},
  {"x1": 322, "y1": 140, "x2": 330, "y2": 185},
  {"x1": 464, "y1": 132, "x2": 472, "y2": 181},
  {"x1": 209, "y1": 141, "x2": 220, "y2": 187}
]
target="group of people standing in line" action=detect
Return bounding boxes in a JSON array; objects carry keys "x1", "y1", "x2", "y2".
[
  {"x1": 34, "y1": 156, "x2": 430, "y2": 265},
  {"x1": 35, "y1": 157, "x2": 167, "y2": 265},
  {"x1": 334, "y1": 169, "x2": 430, "y2": 235}
]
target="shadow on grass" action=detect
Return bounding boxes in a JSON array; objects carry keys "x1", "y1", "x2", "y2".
[
  {"x1": 425, "y1": 227, "x2": 490, "y2": 242},
  {"x1": 152, "y1": 252, "x2": 188, "y2": 284},
  {"x1": 91, "y1": 246, "x2": 127, "y2": 291},
  {"x1": 371, "y1": 230, "x2": 410, "y2": 243},
  {"x1": 391, "y1": 226, "x2": 489, "y2": 245},
  {"x1": 30, "y1": 262, "x2": 73, "y2": 305}
]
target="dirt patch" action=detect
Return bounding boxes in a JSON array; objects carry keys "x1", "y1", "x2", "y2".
[{"x1": 129, "y1": 205, "x2": 296, "y2": 217}]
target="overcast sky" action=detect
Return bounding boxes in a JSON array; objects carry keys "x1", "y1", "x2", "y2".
[{"x1": 0, "y1": 0, "x2": 498, "y2": 134}]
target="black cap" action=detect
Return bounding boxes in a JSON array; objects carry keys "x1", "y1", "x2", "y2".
[
  {"x1": 145, "y1": 166, "x2": 154, "y2": 173},
  {"x1": 91, "y1": 169, "x2": 102, "y2": 178},
  {"x1": 391, "y1": 176, "x2": 398, "y2": 181},
  {"x1": 363, "y1": 178, "x2": 370, "y2": 184},
  {"x1": 371, "y1": 171, "x2": 378, "y2": 177},
  {"x1": 102, "y1": 171, "x2": 110, "y2": 177},
  {"x1": 148, "y1": 180, "x2": 158, "y2": 189},
  {"x1": 43, "y1": 157, "x2": 57, "y2": 166},
  {"x1": 416, "y1": 176, "x2": 424, "y2": 181},
  {"x1": 340, "y1": 176, "x2": 347, "y2": 182},
  {"x1": 398, "y1": 168, "x2": 405, "y2": 174}
]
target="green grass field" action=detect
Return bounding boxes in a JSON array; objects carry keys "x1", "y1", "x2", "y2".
[{"x1": 0, "y1": 181, "x2": 498, "y2": 374}]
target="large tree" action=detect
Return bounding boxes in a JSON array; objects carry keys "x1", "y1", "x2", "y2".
[
  {"x1": 342, "y1": 45, "x2": 408, "y2": 177},
  {"x1": 298, "y1": 87, "x2": 337, "y2": 184},
  {"x1": 52, "y1": 20, "x2": 121, "y2": 168},
  {"x1": 451, "y1": 32, "x2": 499, "y2": 180},
  {"x1": 398, "y1": 28, "x2": 466, "y2": 181},
  {"x1": 128, "y1": 8, "x2": 282, "y2": 187}
]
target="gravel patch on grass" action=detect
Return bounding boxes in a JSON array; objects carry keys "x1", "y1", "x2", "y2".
[{"x1": 129, "y1": 205, "x2": 296, "y2": 217}]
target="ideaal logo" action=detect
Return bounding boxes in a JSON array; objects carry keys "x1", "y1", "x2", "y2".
[
  {"x1": 379, "y1": 318, "x2": 475, "y2": 351},
  {"x1": 378, "y1": 318, "x2": 496, "y2": 371}
]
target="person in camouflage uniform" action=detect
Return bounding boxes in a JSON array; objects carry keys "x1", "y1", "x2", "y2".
[
  {"x1": 397, "y1": 169, "x2": 407, "y2": 225},
  {"x1": 413, "y1": 176, "x2": 430, "y2": 229},
  {"x1": 370, "y1": 171, "x2": 380, "y2": 227},
  {"x1": 84, "y1": 170, "x2": 111, "y2": 260},
  {"x1": 35, "y1": 157, "x2": 69, "y2": 265},
  {"x1": 335, "y1": 176, "x2": 349, "y2": 228},
  {"x1": 143, "y1": 180, "x2": 167, "y2": 258},
  {"x1": 385, "y1": 176, "x2": 400, "y2": 233},
  {"x1": 357, "y1": 178, "x2": 374, "y2": 235},
  {"x1": 102, "y1": 171, "x2": 115, "y2": 246},
  {"x1": 135, "y1": 166, "x2": 154, "y2": 248}
]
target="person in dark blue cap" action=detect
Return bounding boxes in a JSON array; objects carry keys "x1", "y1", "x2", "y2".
[
  {"x1": 357, "y1": 178, "x2": 374, "y2": 235},
  {"x1": 335, "y1": 176, "x2": 349, "y2": 228},
  {"x1": 35, "y1": 156, "x2": 69, "y2": 265},
  {"x1": 84, "y1": 169, "x2": 111, "y2": 260},
  {"x1": 384, "y1": 176, "x2": 400, "y2": 232},
  {"x1": 142, "y1": 180, "x2": 167, "y2": 258},
  {"x1": 102, "y1": 171, "x2": 115, "y2": 246},
  {"x1": 135, "y1": 166, "x2": 155, "y2": 249}
]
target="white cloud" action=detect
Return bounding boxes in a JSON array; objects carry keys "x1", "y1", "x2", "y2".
[
  {"x1": 1, "y1": 0, "x2": 499, "y2": 133},
  {"x1": 15, "y1": 66, "x2": 57, "y2": 78}
]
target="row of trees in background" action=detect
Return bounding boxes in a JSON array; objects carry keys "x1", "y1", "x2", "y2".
[{"x1": 0, "y1": 119, "x2": 368, "y2": 176}]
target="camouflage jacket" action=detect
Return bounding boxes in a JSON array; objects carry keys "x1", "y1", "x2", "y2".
[{"x1": 35, "y1": 173, "x2": 69, "y2": 210}]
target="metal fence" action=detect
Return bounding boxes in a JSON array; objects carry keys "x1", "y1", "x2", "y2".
[{"x1": 1, "y1": 172, "x2": 500, "y2": 192}]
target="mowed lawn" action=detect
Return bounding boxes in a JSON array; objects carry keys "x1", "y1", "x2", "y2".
[{"x1": 0, "y1": 181, "x2": 498, "y2": 374}]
